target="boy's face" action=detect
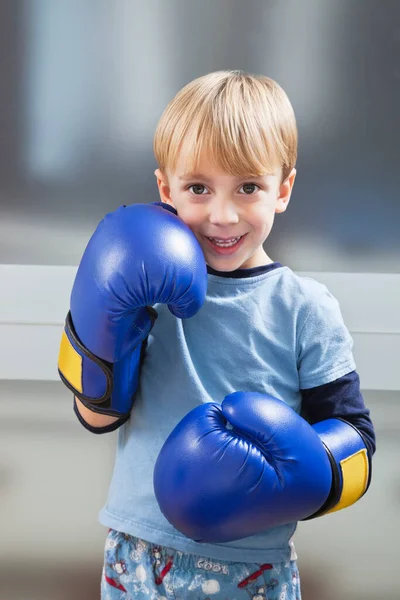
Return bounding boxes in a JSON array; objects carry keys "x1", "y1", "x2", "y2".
[{"x1": 155, "y1": 154, "x2": 296, "y2": 271}]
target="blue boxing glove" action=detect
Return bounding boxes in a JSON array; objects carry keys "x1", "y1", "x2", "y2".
[
  {"x1": 154, "y1": 392, "x2": 370, "y2": 543},
  {"x1": 58, "y1": 203, "x2": 207, "y2": 420}
]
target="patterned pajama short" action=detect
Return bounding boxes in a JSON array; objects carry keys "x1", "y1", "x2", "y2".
[{"x1": 101, "y1": 529, "x2": 301, "y2": 600}]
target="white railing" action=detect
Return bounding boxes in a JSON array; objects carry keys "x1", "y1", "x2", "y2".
[{"x1": 0, "y1": 265, "x2": 399, "y2": 390}]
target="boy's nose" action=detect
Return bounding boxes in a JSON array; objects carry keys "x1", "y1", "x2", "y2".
[{"x1": 208, "y1": 197, "x2": 239, "y2": 226}]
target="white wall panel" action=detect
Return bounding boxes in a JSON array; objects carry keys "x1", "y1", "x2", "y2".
[{"x1": 0, "y1": 265, "x2": 399, "y2": 390}]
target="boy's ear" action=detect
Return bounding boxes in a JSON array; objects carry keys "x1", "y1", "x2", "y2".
[
  {"x1": 275, "y1": 168, "x2": 296, "y2": 214},
  {"x1": 154, "y1": 169, "x2": 174, "y2": 207}
]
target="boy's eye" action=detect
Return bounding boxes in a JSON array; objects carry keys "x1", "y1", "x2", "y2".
[
  {"x1": 240, "y1": 183, "x2": 259, "y2": 195},
  {"x1": 188, "y1": 184, "x2": 208, "y2": 195}
]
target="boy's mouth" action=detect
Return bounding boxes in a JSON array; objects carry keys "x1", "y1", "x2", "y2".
[
  {"x1": 207, "y1": 236, "x2": 242, "y2": 247},
  {"x1": 204, "y1": 234, "x2": 247, "y2": 254}
]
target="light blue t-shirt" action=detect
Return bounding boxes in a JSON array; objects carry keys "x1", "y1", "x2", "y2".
[{"x1": 99, "y1": 264, "x2": 356, "y2": 563}]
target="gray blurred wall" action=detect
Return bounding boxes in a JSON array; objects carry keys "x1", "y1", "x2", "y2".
[{"x1": 0, "y1": 0, "x2": 399, "y2": 271}]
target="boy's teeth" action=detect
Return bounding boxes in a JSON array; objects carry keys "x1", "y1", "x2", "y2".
[{"x1": 208, "y1": 236, "x2": 242, "y2": 247}]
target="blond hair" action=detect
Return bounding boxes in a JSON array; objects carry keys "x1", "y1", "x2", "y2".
[{"x1": 154, "y1": 70, "x2": 297, "y2": 181}]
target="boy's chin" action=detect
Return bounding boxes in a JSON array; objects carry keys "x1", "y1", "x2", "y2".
[
  {"x1": 205, "y1": 251, "x2": 270, "y2": 271},
  {"x1": 205, "y1": 254, "x2": 246, "y2": 272}
]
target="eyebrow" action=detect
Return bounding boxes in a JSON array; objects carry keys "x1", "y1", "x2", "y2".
[
  {"x1": 178, "y1": 173, "x2": 270, "y2": 181},
  {"x1": 178, "y1": 173, "x2": 211, "y2": 181}
]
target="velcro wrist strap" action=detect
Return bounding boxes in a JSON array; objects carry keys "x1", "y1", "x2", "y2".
[
  {"x1": 58, "y1": 311, "x2": 113, "y2": 404},
  {"x1": 305, "y1": 418, "x2": 371, "y2": 519}
]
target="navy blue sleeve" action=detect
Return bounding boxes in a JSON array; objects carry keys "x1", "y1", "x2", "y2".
[{"x1": 300, "y1": 370, "x2": 376, "y2": 458}]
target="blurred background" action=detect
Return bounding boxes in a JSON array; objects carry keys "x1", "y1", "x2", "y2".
[{"x1": 0, "y1": 0, "x2": 399, "y2": 598}]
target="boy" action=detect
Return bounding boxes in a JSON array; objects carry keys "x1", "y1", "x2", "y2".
[{"x1": 58, "y1": 71, "x2": 375, "y2": 599}]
